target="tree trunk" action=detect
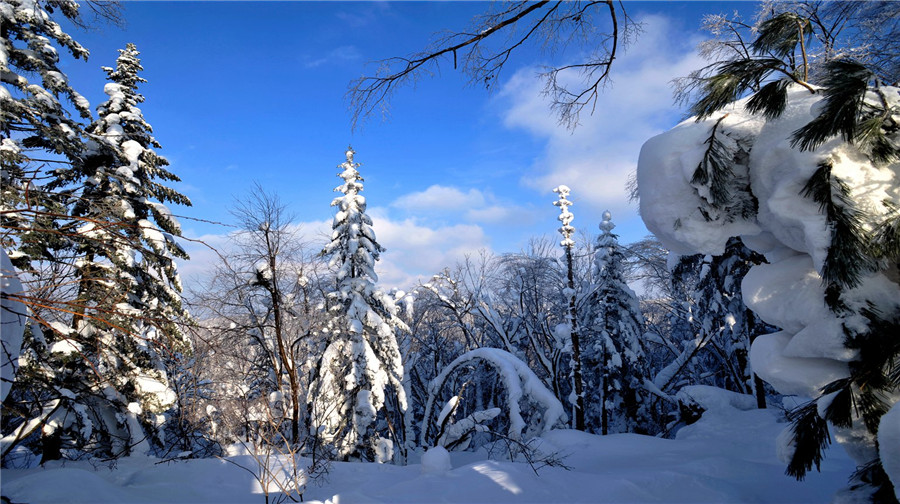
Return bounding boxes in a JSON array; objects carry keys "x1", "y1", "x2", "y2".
[{"x1": 565, "y1": 246, "x2": 586, "y2": 431}]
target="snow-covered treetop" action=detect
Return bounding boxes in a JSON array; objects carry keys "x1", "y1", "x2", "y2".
[
  {"x1": 599, "y1": 210, "x2": 615, "y2": 234},
  {"x1": 552, "y1": 185, "x2": 575, "y2": 248},
  {"x1": 101, "y1": 43, "x2": 146, "y2": 94},
  {"x1": 323, "y1": 146, "x2": 383, "y2": 284},
  {"x1": 335, "y1": 145, "x2": 364, "y2": 197}
]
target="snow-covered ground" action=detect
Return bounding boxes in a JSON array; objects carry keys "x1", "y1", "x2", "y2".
[{"x1": 2, "y1": 391, "x2": 855, "y2": 504}]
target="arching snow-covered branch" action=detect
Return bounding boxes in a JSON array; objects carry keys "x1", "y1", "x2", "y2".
[{"x1": 421, "y1": 348, "x2": 567, "y2": 447}]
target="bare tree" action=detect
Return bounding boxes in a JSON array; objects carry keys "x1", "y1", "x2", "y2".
[
  {"x1": 188, "y1": 184, "x2": 327, "y2": 446},
  {"x1": 348, "y1": 1, "x2": 638, "y2": 130}
]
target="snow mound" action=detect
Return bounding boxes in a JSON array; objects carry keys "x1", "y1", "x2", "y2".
[
  {"x1": 421, "y1": 446, "x2": 451, "y2": 474},
  {"x1": 676, "y1": 385, "x2": 758, "y2": 413}
]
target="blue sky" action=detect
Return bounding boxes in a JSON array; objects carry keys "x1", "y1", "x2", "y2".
[{"x1": 59, "y1": 1, "x2": 758, "y2": 290}]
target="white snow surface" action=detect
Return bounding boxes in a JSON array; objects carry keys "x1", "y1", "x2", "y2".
[
  {"x1": 880, "y1": 403, "x2": 900, "y2": 500},
  {"x1": 1, "y1": 397, "x2": 855, "y2": 503}
]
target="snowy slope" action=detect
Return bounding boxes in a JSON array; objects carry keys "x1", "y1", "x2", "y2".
[{"x1": 2, "y1": 396, "x2": 854, "y2": 503}]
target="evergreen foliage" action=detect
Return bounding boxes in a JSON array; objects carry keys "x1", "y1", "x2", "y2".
[
  {"x1": 690, "y1": 114, "x2": 756, "y2": 223},
  {"x1": 1, "y1": 2, "x2": 194, "y2": 464},
  {"x1": 785, "y1": 402, "x2": 831, "y2": 480},
  {"x1": 583, "y1": 211, "x2": 651, "y2": 435},
  {"x1": 679, "y1": 4, "x2": 900, "y2": 500},
  {"x1": 799, "y1": 160, "x2": 873, "y2": 308},
  {"x1": 791, "y1": 60, "x2": 899, "y2": 164},
  {"x1": 310, "y1": 147, "x2": 408, "y2": 462}
]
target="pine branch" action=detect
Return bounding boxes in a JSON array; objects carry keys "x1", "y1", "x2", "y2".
[
  {"x1": 692, "y1": 114, "x2": 734, "y2": 212},
  {"x1": 751, "y1": 13, "x2": 811, "y2": 60},
  {"x1": 819, "y1": 378, "x2": 853, "y2": 429},
  {"x1": 845, "y1": 307, "x2": 900, "y2": 434},
  {"x1": 791, "y1": 59, "x2": 873, "y2": 152},
  {"x1": 785, "y1": 401, "x2": 831, "y2": 480},
  {"x1": 799, "y1": 161, "x2": 873, "y2": 309},
  {"x1": 745, "y1": 78, "x2": 791, "y2": 119},
  {"x1": 871, "y1": 200, "x2": 900, "y2": 263},
  {"x1": 689, "y1": 115, "x2": 756, "y2": 224},
  {"x1": 692, "y1": 57, "x2": 815, "y2": 120}
]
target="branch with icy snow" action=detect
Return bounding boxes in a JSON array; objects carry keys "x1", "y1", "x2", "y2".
[{"x1": 421, "y1": 348, "x2": 567, "y2": 447}]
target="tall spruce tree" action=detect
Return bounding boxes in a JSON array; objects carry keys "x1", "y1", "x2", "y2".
[
  {"x1": 1, "y1": 0, "x2": 105, "y2": 463},
  {"x1": 584, "y1": 211, "x2": 651, "y2": 435},
  {"x1": 70, "y1": 42, "x2": 191, "y2": 456},
  {"x1": 309, "y1": 147, "x2": 408, "y2": 462},
  {"x1": 1, "y1": 0, "x2": 92, "y2": 271},
  {"x1": 1, "y1": 32, "x2": 193, "y2": 462}
]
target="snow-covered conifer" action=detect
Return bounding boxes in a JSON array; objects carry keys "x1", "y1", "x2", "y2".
[
  {"x1": 639, "y1": 13, "x2": 900, "y2": 494},
  {"x1": 655, "y1": 238, "x2": 772, "y2": 407},
  {"x1": 1, "y1": 0, "x2": 96, "y2": 271},
  {"x1": 584, "y1": 211, "x2": 652, "y2": 435},
  {"x1": 2, "y1": 40, "x2": 193, "y2": 462},
  {"x1": 309, "y1": 147, "x2": 408, "y2": 462},
  {"x1": 691, "y1": 238, "x2": 770, "y2": 405}
]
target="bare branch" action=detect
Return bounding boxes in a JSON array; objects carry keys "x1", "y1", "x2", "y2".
[{"x1": 348, "y1": 1, "x2": 632, "y2": 130}]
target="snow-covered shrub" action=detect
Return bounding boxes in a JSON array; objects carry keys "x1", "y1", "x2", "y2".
[{"x1": 420, "y1": 348, "x2": 567, "y2": 451}]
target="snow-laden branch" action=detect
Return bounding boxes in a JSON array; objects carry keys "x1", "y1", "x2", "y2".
[{"x1": 421, "y1": 348, "x2": 567, "y2": 447}]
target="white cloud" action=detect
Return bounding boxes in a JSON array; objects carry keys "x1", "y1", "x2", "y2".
[
  {"x1": 390, "y1": 184, "x2": 536, "y2": 226},
  {"x1": 176, "y1": 231, "x2": 232, "y2": 285},
  {"x1": 303, "y1": 45, "x2": 362, "y2": 68},
  {"x1": 392, "y1": 185, "x2": 485, "y2": 212},
  {"x1": 369, "y1": 207, "x2": 491, "y2": 290},
  {"x1": 175, "y1": 210, "x2": 488, "y2": 295},
  {"x1": 498, "y1": 14, "x2": 707, "y2": 220}
]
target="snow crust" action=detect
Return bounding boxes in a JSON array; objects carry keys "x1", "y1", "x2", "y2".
[{"x1": 1, "y1": 402, "x2": 855, "y2": 503}]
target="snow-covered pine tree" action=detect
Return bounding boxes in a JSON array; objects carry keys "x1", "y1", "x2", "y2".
[
  {"x1": 691, "y1": 237, "x2": 769, "y2": 406},
  {"x1": 0, "y1": 0, "x2": 98, "y2": 277},
  {"x1": 75, "y1": 42, "x2": 190, "y2": 342},
  {"x1": 639, "y1": 6, "x2": 900, "y2": 499},
  {"x1": 0, "y1": 0, "x2": 119, "y2": 464},
  {"x1": 584, "y1": 211, "x2": 652, "y2": 435},
  {"x1": 71, "y1": 42, "x2": 191, "y2": 456},
  {"x1": 2, "y1": 38, "x2": 194, "y2": 463},
  {"x1": 309, "y1": 147, "x2": 408, "y2": 463},
  {"x1": 655, "y1": 239, "x2": 771, "y2": 407},
  {"x1": 551, "y1": 185, "x2": 585, "y2": 431}
]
